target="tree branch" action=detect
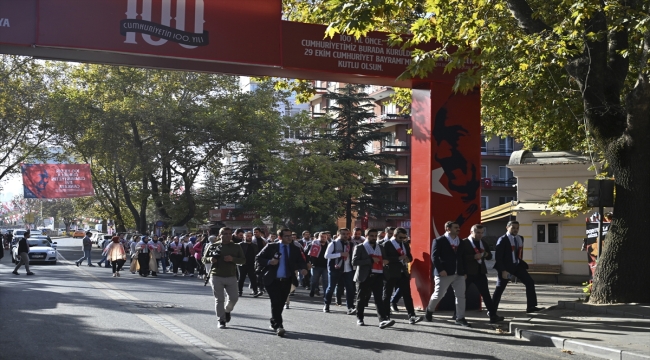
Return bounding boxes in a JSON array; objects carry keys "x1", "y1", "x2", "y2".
[{"x1": 505, "y1": 0, "x2": 551, "y2": 34}]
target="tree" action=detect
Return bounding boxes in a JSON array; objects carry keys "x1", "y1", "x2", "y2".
[
  {"x1": 292, "y1": 0, "x2": 650, "y2": 303},
  {"x1": 314, "y1": 84, "x2": 389, "y2": 228},
  {"x1": 0, "y1": 56, "x2": 53, "y2": 188},
  {"x1": 42, "y1": 199, "x2": 79, "y2": 232}
]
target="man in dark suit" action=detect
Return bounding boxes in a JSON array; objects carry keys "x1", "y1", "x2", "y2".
[
  {"x1": 493, "y1": 221, "x2": 541, "y2": 313},
  {"x1": 256, "y1": 228, "x2": 308, "y2": 337},
  {"x1": 382, "y1": 227, "x2": 423, "y2": 324},
  {"x1": 459, "y1": 224, "x2": 504, "y2": 323},
  {"x1": 351, "y1": 228, "x2": 394, "y2": 328},
  {"x1": 238, "y1": 233, "x2": 259, "y2": 297},
  {"x1": 425, "y1": 221, "x2": 470, "y2": 327},
  {"x1": 252, "y1": 227, "x2": 267, "y2": 295}
]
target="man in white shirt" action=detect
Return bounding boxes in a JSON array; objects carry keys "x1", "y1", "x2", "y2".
[{"x1": 323, "y1": 228, "x2": 357, "y2": 314}]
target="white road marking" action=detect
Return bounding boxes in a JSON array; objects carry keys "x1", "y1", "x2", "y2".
[{"x1": 57, "y1": 252, "x2": 248, "y2": 360}]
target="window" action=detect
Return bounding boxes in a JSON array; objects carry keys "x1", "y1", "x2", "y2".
[
  {"x1": 481, "y1": 196, "x2": 489, "y2": 210},
  {"x1": 499, "y1": 166, "x2": 514, "y2": 181},
  {"x1": 481, "y1": 165, "x2": 488, "y2": 179},
  {"x1": 499, "y1": 196, "x2": 515, "y2": 205},
  {"x1": 536, "y1": 223, "x2": 560, "y2": 243},
  {"x1": 481, "y1": 135, "x2": 487, "y2": 154},
  {"x1": 499, "y1": 136, "x2": 514, "y2": 154},
  {"x1": 284, "y1": 128, "x2": 302, "y2": 139}
]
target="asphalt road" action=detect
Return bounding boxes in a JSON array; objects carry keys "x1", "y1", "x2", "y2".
[{"x1": 0, "y1": 237, "x2": 590, "y2": 360}]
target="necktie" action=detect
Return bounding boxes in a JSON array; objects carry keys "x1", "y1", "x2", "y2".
[
  {"x1": 284, "y1": 244, "x2": 291, "y2": 277},
  {"x1": 514, "y1": 238, "x2": 519, "y2": 263}
]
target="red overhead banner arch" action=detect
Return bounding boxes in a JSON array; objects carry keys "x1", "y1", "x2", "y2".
[{"x1": 0, "y1": 0, "x2": 481, "y2": 309}]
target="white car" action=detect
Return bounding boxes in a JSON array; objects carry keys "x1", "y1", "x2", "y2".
[{"x1": 11, "y1": 237, "x2": 58, "y2": 265}]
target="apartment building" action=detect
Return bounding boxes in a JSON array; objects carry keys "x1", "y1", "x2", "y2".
[{"x1": 309, "y1": 82, "x2": 520, "y2": 237}]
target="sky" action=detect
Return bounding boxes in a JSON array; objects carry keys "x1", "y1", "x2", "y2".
[{"x1": 0, "y1": 174, "x2": 22, "y2": 203}]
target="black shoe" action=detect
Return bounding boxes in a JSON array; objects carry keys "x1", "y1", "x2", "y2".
[
  {"x1": 379, "y1": 319, "x2": 395, "y2": 329},
  {"x1": 526, "y1": 307, "x2": 543, "y2": 313},
  {"x1": 323, "y1": 305, "x2": 330, "y2": 313},
  {"x1": 218, "y1": 321, "x2": 226, "y2": 329},
  {"x1": 357, "y1": 319, "x2": 365, "y2": 326},
  {"x1": 26, "y1": 272, "x2": 34, "y2": 276},
  {"x1": 455, "y1": 318, "x2": 472, "y2": 327},
  {"x1": 225, "y1": 312, "x2": 231, "y2": 323},
  {"x1": 309, "y1": 291, "x2": 315, "y2": 297},
  {"x1": 97, "y1": 262, "x2": 102, "y2": 267},
  {"x1": 347, "y1": 308, "x2": 357, "y2": 315},
  {"x1": 75, "y1": 262, "x2": 79, "y2": 267},
  {"x1": 409, "y1": 316, "x2": 423, "y2": 324},
  {"x1": 88, "y1": 264, "x2": 96, "y2": 267},
  {"x1": 239, "y1": 292, "x2": 243, "y2": 296},
  {"x1": 490, "y1": 315, "x2": 505, "y2": 323},
  {"x1": 336, "y1": 301, "x2": 342, "y2": 306},
  {"x1": 12, "y1": 271, "x2": 19, "y2": 275},
  {"x1": 284, "y1": 304, "x2": 290, "y2": 309},
  {"x1": 425, "y1": 310, "x2": 433, "y2": 322},
  {"x1": 276, "y1": 327, "x2": 285, "y2": 337},
  {"x1": 391, "y1": 303, "x2": 399, "y2": 312},
  {"x1": 253, "y1": 292, "x2": 261, "y2": 298}
]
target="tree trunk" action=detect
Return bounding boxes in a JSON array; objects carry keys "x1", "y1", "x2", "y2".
[
  {"x1": 345, "y1": 195, "x2": 352, "y2": 229},
  {"x1": 591, "y1": 139, "x2": 650, "y2": 303}
]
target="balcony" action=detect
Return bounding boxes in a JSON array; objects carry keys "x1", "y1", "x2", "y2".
[
  {"x1": 481, "y1": 148, "x2": 515, "y2": 157},
  {"x1": 380, "y1": 205, "x2": 410, "y2": 217},
  {"x1": 482, "y1": 177, "x2": 517, "y2": 189},
  {"x1": 384, "y1": 174, "x2": 409, "y2": 185},
  {"x1": 381, "y1": 145, "x2": 410, "y2": 153}
]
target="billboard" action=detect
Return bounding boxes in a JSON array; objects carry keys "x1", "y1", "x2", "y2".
[{"x1": 22, "y1": 164, "x2": 95, "y2": 198}]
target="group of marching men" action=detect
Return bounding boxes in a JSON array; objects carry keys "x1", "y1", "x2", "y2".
[{"x1": 203, "y1": 220, "x2": 540, "y2": 337}]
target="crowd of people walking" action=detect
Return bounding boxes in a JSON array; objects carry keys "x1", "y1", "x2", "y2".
[{"x1": 73, "y1": 220, "x2": 539, "y2": 337}]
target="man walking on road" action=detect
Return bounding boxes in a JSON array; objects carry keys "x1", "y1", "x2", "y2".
[
  {"x1": 13, "y1": 230, "x2": 34, "y2": 275},
  {"x1": 75, "y1": 231, "x2": 95, "y2": 267},
  {"x1": 203, "y1": 228, "x2": 245, "y2": 329},
  {"x1": 459, "y1": 224, "x2": 504, "y2": 323},
  {"x1": 351, "y1": 228, "x2": 394, "y2": 328},
  {"x1": 425, "y1": 221, "x2": 471, "y2": 327},
  {"x1": 382, "y1": 227, "x2": 422, "y2": 325},
  {"x1": 238, "y1": 232, "x2": 259, "y2": 297},
  {"x1": 492, "y1": 221, "x2": 541, "y2": 313},
  {"x1": 323, "y1": 228, "x2": 356, "y2": 314},
  {"x1": 256, "y1": 228, "x2": 307, "y2": 337},
  {"x1": 306, "y1": 232, "x2": 329, "y2": 297}
]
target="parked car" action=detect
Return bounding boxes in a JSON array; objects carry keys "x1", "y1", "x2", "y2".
[
  {"x1": 12, "y1": 229, "x2": 29, "y2": 239},
  {"x1": 97, "y1": 234, "x2": 113, "y2": 248},
  {"x1": 11, "y1": 238, "x2": 58, "y2": 265},
  {"x1": 72, "y1": 230, "x2": 86, "y2": 238},
  {"x1": 90, "y1": 232, "x2": 103, "y2": 245}
]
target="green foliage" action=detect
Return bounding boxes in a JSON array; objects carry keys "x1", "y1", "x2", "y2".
[
  {"x1": 543, "y1": 181, "x2": 590, "y2": 218},
  {"x1": 0, "y1": 56, "x2": 53, "y2": 185}
]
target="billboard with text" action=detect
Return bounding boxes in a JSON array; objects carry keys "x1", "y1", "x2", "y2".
[{"x1": 22, "y1": 164, "x2": 95, "y2": 198}]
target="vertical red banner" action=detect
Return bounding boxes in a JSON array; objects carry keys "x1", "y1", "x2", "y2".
[{"x1": 410, "y1": 83, "x2": 481, "y2": 309}]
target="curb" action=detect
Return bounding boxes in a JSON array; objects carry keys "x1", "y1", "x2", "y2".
[
  {"x1": 510, "y1": 322, "x2": 650, "y2": 360},
  {"x1": 557, "y1": 301, "x2": 650, "y2": 319}
]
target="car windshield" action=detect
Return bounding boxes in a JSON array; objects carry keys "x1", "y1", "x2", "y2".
[
  {"x1": 15, "y1": 230, "x2": 26, "y2": 236},
  {"x1": 28, "y1": 239, "x2": 51, "y2": 247},
  {"x1": 31, "y1": 236, "x2": 49, "y2": 241}
]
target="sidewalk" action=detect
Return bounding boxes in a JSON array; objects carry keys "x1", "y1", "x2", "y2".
[{"x1": 491, "y1": 276, "x2": 650, "y2": 360}]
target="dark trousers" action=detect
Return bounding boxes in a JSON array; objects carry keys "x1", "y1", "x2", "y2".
[
  {"x1": 356, "y1": 274, "x2": 387, "y2": 322},
  {"x1": 493, "y1": 267, "x2": 538, "y2": 310},
  {"x1": 171, "y1": 254, "x2": 182, "y2": 274},
  {"x1": 390, "y1": 287, "x2": 402, "y2": 305},
  {"x1": 325, "y1": 270, "x2": 355, "y2": 309},
  {"x1": 137, "y1": 253, "x2": 150, "y2": 276},
  {"x1": 468, "y1": 273, "x2": 497, "y2": 314},
  {"x1": 336, "y1": 276, "x2": 345, "y2": 303},
  {"x1": 238, "y1": 265, "x2": 258, "y2": 293},
  {"x1": 257, "y1": 272, "x2": 266, "y2": 292},
  {"x1": 111, "y1": 259, "x2": 126, "y2": 273},
  {"x1": 384, "y1": 274, "x2": 416, "y2": 317},
  {"x1": 266, "y1": 278, "x2": 292, "y2": 328}
]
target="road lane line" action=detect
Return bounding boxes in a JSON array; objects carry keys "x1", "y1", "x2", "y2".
[{"x1": 58, "y1": 252, "x2": 248, "y2": 360}]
